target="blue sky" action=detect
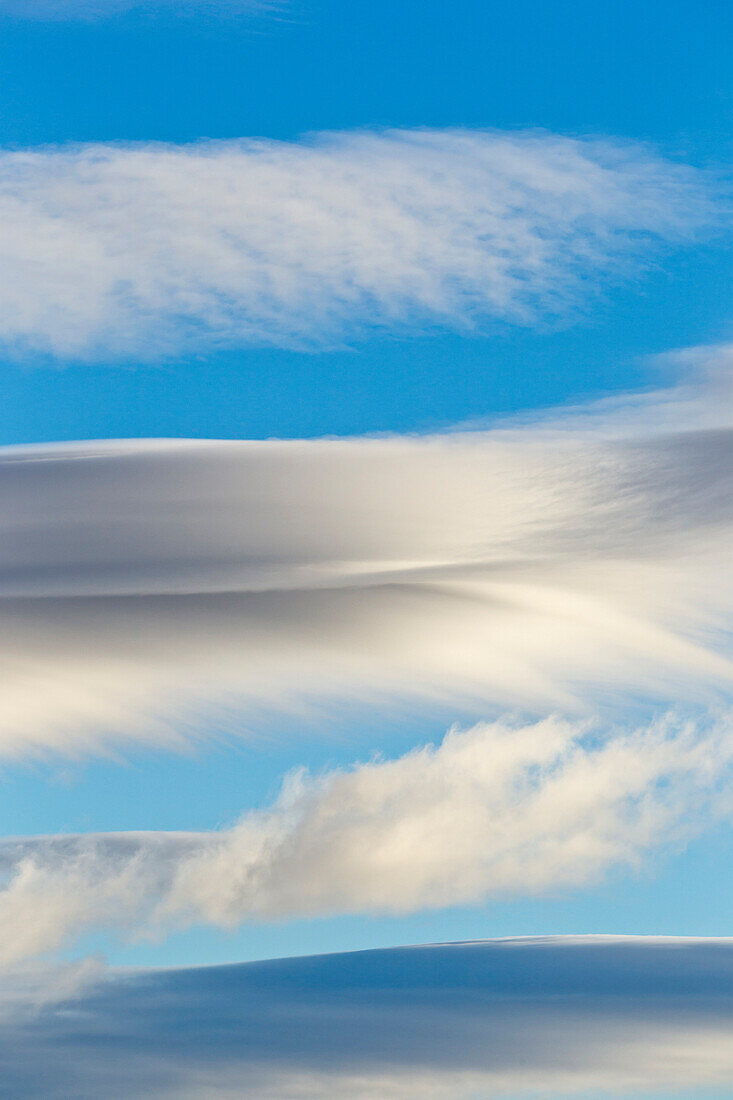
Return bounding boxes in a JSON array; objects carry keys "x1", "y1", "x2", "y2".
[
  {"x1": 0, "y1": 0, "x2": 729, "y2": 149},
  {"x1": 0, "y1": 2, "x2": 732, "y2": 1097}
]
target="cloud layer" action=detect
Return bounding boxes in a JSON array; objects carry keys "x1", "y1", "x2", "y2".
[
  {"x1": 1, "y1": 346, "x2": 732, "y2": 758},
  {"x1": 2, "y1": 711, "x2": 732, "y2": 963},
  {"x1": 5, "y1": 351, "x2": 733, "y2": 961},
  {"x1": 0, "y1": 130, "x2": 710, "y2": 359},
  {"x1": 2, "y1": 938, "x2": 733, "y2": 1097}
]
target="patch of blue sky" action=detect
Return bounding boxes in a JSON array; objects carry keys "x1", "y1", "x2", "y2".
[
  {"x1": 0, "y1": 0, "x2": 729, "y2": 151},
  {"x1": 1, "y1": 243, "x2": 731, "y2": 445}
]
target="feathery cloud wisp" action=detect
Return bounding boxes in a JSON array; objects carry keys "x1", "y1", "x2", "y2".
[
  {"x1": 0, "y1": 130, "x2": 711, "y2": 359},
  {"x1": 1, "y1": 711, "x2": 732, "y2": 963},
  {"x1": 0, "y1": 0, "x2": 269, "y2": 19}
]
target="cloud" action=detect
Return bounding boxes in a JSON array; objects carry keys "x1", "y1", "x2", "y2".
[
  {"x1": 1, "y1": 938, "x2": 732, "y2": 1097},
  {"x1": 4, "y1": 354, "x2": 732, "y2": 960},
  {"x1": 0, "y1": 129, "x2": 712, "y2": 359},
  {"x1": 1, "y1": 346, "x2": 733, "y2": 758},
  {"x1": 2, "y1": 711, "x2": 732, "y2": 963},
  {"x1": 0, "y1": 0, "x2": 269, "y2": 20}
]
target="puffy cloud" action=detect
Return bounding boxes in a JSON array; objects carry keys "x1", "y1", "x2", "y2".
[
  {"x1": 0, "y1": 129, "x2": 711, "y2": 359},
  {"x1": 2, "y1": 711, "x2": 732, "y2": 963},
  {"x1": 1, "y1": 348, "x2": 733, "y2": 758},
  {"x1": 1, "y1": 938, "x2": 733, "y2": 1097}
]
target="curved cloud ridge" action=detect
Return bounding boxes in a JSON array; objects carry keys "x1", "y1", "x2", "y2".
[{"x1": 0, "y1": 129, "x2": 711, "y2": 359}]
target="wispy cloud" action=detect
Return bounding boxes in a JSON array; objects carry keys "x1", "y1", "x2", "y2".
[
  {"x1": 1, "y1": 939, "x2": 733, "y2": 1097},
  {"x1": 0, "y1": 130, "x2": 712, "y2": 359},
  {"x1": 0, "y1": 0, "x2": 270, "y2": 20},
  {"x1": 2, "y1": 711, "x2": 732, "y2": 962},
  {"x1": 0, "y1": 346, "x2": 732, "y2": 758}
]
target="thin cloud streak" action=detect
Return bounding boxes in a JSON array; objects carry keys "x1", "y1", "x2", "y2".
[
  {"x1": 1, "y1": 939, "x2": 733, "y2": 1097},
  {"x1": 1, "y1": 711, "x2": 732, "y2": 963},
  {"x1": 0, "y1": 0, "x2": 270, "y2": 19},
  {"x1": 0, "y1": 130, "x2": 711, "y2": 359}
]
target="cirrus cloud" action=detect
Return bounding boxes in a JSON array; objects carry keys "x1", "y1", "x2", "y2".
[
  {"x1": 0, "y1": 129, "x2": 714, "y2": 359},
  {"x1": 0, "y1": 0, "x2": 271, "y2": 20}
]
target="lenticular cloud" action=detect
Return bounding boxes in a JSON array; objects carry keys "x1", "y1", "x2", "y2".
[
  {"x1": 0, "y1": 347, "x2": 732, "y2": 758},
  {"x1": 2, "y1": 939, "x2": 733, "y2": 1098},
  {"x1": 0, "y1": 129, "x2": 711, "y2": 359}
]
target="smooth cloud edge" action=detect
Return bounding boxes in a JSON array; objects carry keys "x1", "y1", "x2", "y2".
[{"x1": 3, "y1": 938, "x2": 733, "y2": 1099}]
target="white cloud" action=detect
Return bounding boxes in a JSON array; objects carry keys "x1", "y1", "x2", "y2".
[
  {"x1": 1, "y1": 711, "x2": 732, "y2": 963},
  {"x1": 0, "y1": 130, "x2": 711, "y2": 359},
  {"x1": 1, "y1": 938, "x2": 732, "y2": 1097},
  {"x1": 0, "y1": 347, "x2": 732, "y2": 758}
]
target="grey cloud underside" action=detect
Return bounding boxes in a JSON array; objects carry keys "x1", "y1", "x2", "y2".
[
  {"x1": 2, "y1": 428, "x2": 730, "y2": 596},
  {"x1": 1, "y1": 362, "x2": 732, "y2": 757},
  {"x1": 3, "y1": 939, "x2": 733, "y2": 1098},
  {"x1": 0, "y1": 130, "x2": 711, "y2": 358}
]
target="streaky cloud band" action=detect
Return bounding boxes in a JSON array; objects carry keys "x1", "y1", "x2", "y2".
[
  {"x1": 0, "y1": 129, "x2": 712, "y2": 359},
  {"x1": 0, "y1": 0, "x2": 270, "y2": 19}
]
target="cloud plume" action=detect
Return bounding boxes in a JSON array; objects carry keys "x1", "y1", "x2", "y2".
[
  {"x1": 2, "y1": 711, "x2": 732, "y2": 963},
  {"x1": 0, "y1": 129, "x2": 711, "y2": 359},
  {"x1": 1, "y1": 938, "x2": 733, "y2": 1097}
]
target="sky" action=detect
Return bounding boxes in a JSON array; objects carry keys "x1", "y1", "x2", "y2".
[{"x1": 0, "y1": 0, "x2": 732, "y2": 1097}]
